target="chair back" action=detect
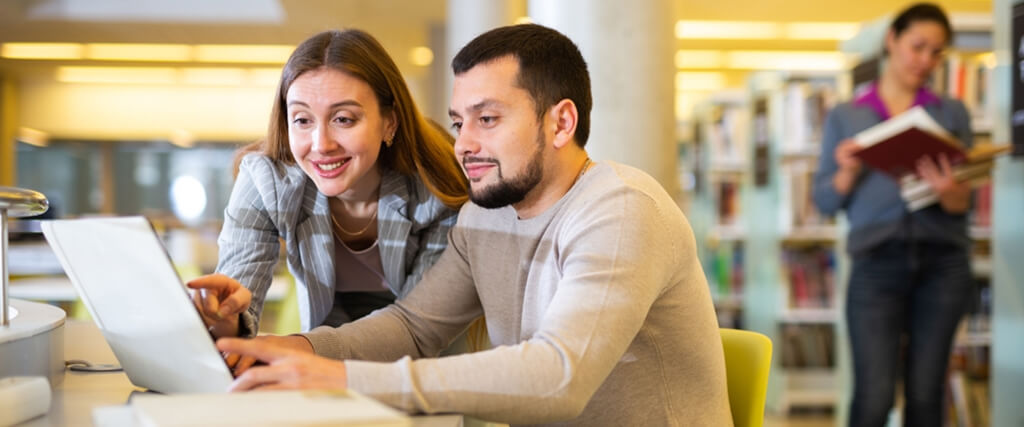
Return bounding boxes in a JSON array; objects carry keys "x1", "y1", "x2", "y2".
[{"x1": 720, "y1": 328, "x2": 773, "y2": 427}]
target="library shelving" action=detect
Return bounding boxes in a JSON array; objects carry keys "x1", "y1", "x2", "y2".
[
  {"x1": 687, "y1": 90, "x2": 749, "y2": 330},
  {"x1": 740, "y1": 70, "x2": 850, "y2": 413}
]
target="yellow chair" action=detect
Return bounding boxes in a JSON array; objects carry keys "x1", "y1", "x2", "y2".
[{"x1": 720, "y1": 328, "x2": 773, "y2": 427}]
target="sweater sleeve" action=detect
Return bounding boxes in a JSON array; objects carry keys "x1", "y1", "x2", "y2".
[{"x1": 324, "y1": 188, "x2": 680, "y2": 424}]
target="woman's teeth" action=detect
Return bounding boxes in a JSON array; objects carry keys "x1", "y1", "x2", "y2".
[{"x1": 319, "y1": 160, "x2": 347, "y2": 171}]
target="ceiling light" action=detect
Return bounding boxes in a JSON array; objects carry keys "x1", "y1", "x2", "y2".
[
  {"x1": 783, "y1": 22, "x2": 860, "y2": 40},
  {"x1": 1, "y1": 43, "x2": 82, "y2": 60},
  {"x1": 409, "y1": 47, "x2": 434, "y2": 67},
  {"x1": 56, "y1": 66, "x2": 177, "y2": 85},
  {"x1": 675, "y1": 72, "x2": 726, "y2": 91},
  {"x1": 676, "y1": 50, "x2": 723, "y2": 69},
  {"x1": 181, "y1": 68, "x2": 245, "y2": 86},
  {"x1": 514, "y1": 16, "x2": 533, "y2": 25},
  {"x1": 194, "y1": 45, "x2": 293, "y2": 64},
  {"x1": 86, "y1": 43, "x2": 193, "y2": 62},
  {"x1": 248, "y1": 68, "x2": 283, "y2": 86},
  {"x1": 675, "y1": 20, "x2": 779, "y2": 40},
  {"x1": 726, "y1": 51, "x2": 849, "y2": 71}
]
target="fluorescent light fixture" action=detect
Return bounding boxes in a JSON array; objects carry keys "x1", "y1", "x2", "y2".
[
  {"x1": 675, "y1": 72, "x2": 726, "y2": 91},
  {"x1": 1, "y1": 43, "x2": 82, "y2": 60},
  {"x1": 248, "y1": 68, "x2": 283, "y2": 86},
  {"x1": 56, "y1": 66, "x2": 177, "y2": 84},
  {"x1": 181, "y1": 68, "x2": 245, "y2": 86},
  {"x1": 676, "y1": 20, "x2": 779, "y2": 40},
  {"x1": 409, "y1": 47, "x2": 434, "y2": 67},
  {"x1": 783, "y1": 22, "x2": 860, "y2": 40},
  {"x1": 726, "y1": 50, "x2": 848, "y2": 71},
  {"x1": 514, "y1": 16, "x2": 533, "y2": 25},
  {"x1": 676, "y1": 49, "x2": 850, "y2": 71},
  {"x1": 86, "y1": 43, "x2": 192, "y2": 62},
  {"x1": 194, "y1": 44, "x2": 293, "y2": 64},
  {"x1": 675, "y1": 50, "x2": 723, "y2": 69}
]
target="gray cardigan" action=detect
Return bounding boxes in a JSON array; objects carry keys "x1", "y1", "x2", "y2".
[
  {"x1": 812, "y1": 97, "x2": 973, "y2": 256},
  {"x1": 215, "y1": 154, "x2": 457, "y2": 335}
]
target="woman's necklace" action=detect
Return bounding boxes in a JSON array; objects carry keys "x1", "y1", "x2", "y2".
[{"x1": 330, "y1": 206, "x2": 378, "y2": 237}]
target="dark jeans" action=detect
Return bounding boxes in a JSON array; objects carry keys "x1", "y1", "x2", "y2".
[
  {"x1": 847, "y1": 240, "x2": 973, "y2": 427},
  {"x1": 321, "y1": 290, "x2": 396, "y2": 327}
]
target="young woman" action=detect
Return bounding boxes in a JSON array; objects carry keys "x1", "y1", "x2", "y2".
[
  {"x1": 188, "y1": 29, "x2": 467, "y2": 345},
  {"x1": 812, "y1": 4, "x2": 973, "y2": 426}
]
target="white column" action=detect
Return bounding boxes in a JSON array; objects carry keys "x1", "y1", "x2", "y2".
[
  {"x1": 529, "y1": 0, "x2": 678, "y2": 195},
  {"x1": 439, "y1": 0, "x2": 525, "y2": 121}
]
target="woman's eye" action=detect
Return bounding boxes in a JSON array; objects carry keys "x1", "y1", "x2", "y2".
[
  {"x1": 292, "y1": 117, "x2": 311, "y2": 125},
  {"x1": 334, "y1": 116, "x2": 354, "y2": 124}
]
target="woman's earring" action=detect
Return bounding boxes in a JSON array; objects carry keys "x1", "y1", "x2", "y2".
[{"x1": 384, "y1": 139, "x2": 393, "y2": 148}]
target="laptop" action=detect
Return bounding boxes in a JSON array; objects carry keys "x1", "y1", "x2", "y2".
[{"x1": 41, "y1": 216, "x2": 233, "y2": 393}]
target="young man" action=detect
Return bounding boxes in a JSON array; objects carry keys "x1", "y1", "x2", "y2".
[{"x1": 216, "y1": 24, "x2": 732, "y2": 425}]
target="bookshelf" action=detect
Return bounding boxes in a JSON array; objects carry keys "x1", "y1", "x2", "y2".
[
  {"x1": 740, "y1": 70, "x2": 850, "y2": 413},
  {"x1": 686, "y1": 90, "x2": 749, "y2": 330}
]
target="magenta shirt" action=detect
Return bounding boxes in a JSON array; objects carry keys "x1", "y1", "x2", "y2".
[{"x1": 852, "y1": 82, "x2": 942, "y2": 120}]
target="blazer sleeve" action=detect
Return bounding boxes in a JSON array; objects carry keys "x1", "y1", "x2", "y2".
[{"x1": 215, "y1": 156, "x2": 284, "y2": 337}]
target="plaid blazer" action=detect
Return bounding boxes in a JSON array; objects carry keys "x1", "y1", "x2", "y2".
[{"x1": 216, "y1": 154, "x2": 457, "y2": 334}]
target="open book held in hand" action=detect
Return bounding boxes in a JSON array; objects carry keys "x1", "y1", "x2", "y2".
[{"x1": 852, "y1": 105, "x2": 966, "y2": 180}]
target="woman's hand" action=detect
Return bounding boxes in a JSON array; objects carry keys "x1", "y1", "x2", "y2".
[
  {"x1": 835, "y1": 139, "x2": 863, "y2": 173},
  {"x1": 187, "y1": 274, "x2": 252, "y2": 339},
  {"x1": 916, "y1": 154, "x2": 971, "y2": 214},
  {"x1": 832, "y1": 139, "x2": 864, "y2": 195}
]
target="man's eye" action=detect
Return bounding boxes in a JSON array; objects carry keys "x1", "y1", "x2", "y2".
[
  {"x1": 450, "y1": 122, "x2": 463, "y2": 133},
  {"x1": 480, "y1": 116, "x2": 497, "y2": 126}
]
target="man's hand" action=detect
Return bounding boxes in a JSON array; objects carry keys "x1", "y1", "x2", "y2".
[
  {"x1": 216, "y1": 337, "x2": 345, "y2": 392},
  {"x1": 916, "y1": 154, "x2": 971, "y2": 214},
  {"x1": 187, "y1": 274, "x2": 252, "y2": 339}
]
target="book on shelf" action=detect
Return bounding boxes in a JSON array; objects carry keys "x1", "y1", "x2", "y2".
[
  {"x1": 780, "y1": 323, "x2": 835, "y2": 369},
  {"x1": 852, "y1": 106, "x2": 967, "y2": 180}
]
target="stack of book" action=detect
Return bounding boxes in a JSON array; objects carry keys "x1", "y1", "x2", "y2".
[
  {"x1": 850, "y1": 106, "x2": 1011, "y2": 211},
  {"x1": 899, "y1": 144, "x2": 1009, "y2": 211}
]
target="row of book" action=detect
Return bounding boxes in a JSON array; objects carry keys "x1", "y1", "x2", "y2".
[
  {"x1": 779, "y1": 323, "x2": 835, "y2": 369},
  {"x1": 782, "y1": 246, "x2": 835, "y2": 309}
]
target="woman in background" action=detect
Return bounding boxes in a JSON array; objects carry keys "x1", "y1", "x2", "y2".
[
  {"x1": 187, "y1": 29, "x2": 467, "y2": 366},
  {"x1": 813, "y1": 3, "x2": 973, "y2": 426}
]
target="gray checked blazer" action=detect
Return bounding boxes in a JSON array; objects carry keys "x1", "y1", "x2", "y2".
[{"x1": 215, "y1": 154, "x2": 458, "y2": 335}]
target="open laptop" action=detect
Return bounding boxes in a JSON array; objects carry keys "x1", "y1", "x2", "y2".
[{"x1": 41, "y1": 216, "x2": 233, "y2": 393}]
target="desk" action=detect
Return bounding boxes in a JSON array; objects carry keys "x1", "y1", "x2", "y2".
[{"x1": 19, "y1": 320, "x2": 461, "y2": 427}]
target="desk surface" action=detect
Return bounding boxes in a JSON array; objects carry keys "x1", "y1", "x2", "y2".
[{"x1": 19, "y1": 320, "x2": 461, "y2": 427}]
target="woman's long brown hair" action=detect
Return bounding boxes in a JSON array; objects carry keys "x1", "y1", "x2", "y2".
[{"x1": 236, "y1": 29, "x2": 467, "y2": 209}]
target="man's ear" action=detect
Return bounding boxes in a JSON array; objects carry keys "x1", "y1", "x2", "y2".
[{"x1": 548, "y1": 99, "x2": 578, "y2": 149}]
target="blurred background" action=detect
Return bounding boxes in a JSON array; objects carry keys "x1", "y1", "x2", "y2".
[{"x1": 2, "y1": 1, "x2": 1014, "y2": 425}]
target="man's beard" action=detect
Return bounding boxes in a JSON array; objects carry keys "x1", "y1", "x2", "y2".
[{"x1": 466, "y1": 128, "x2": 545, "y2": 209}]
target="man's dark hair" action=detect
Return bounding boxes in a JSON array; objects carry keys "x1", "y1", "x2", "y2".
[{"x1": 452, "y1": 24, "x2": 592, "y2": 147}]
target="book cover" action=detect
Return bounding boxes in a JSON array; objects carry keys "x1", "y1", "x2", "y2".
[{"x1": 852, "y1": 106, "x2": 966, "y2": 180}]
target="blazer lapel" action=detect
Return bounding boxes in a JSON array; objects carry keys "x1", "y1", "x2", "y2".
[
  {"x1": 295, "y1": 178, "x2": 336, "y2": 331},
  {"x1": 377, "y1": 170, "x2": 413, "y2": 296}
]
